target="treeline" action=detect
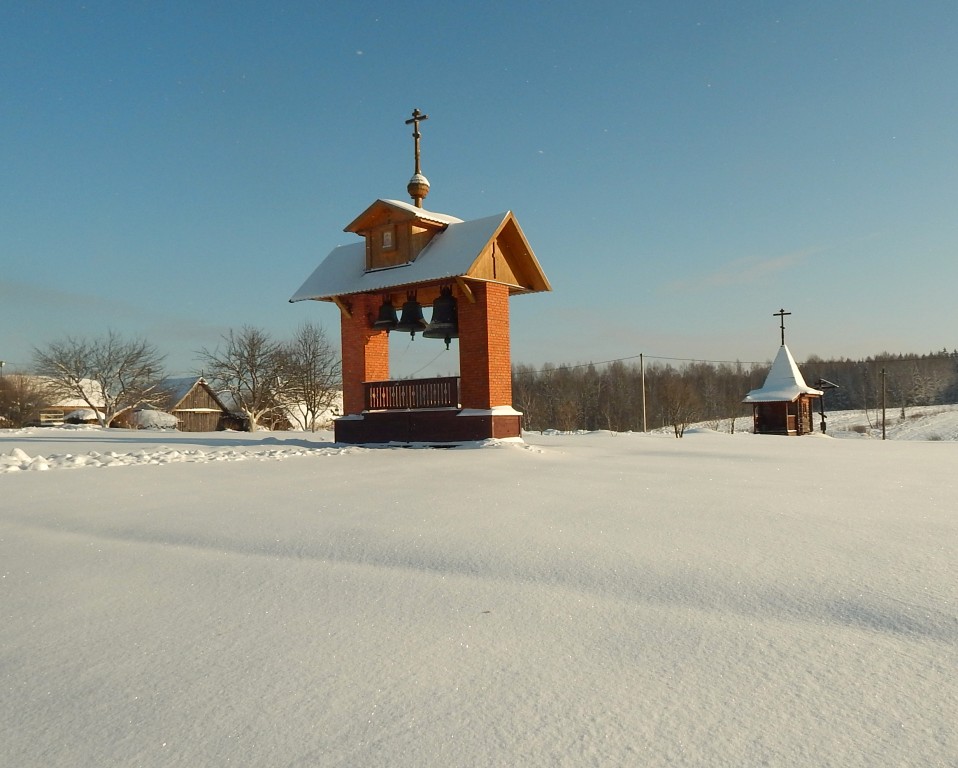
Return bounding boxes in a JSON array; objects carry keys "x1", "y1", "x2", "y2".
[
  {"x1": 0, "y1": 324, "x2": 341, "y2": 431},
  {"x1": 512, "y1": 350, "x2": 958, "y2": 433}
]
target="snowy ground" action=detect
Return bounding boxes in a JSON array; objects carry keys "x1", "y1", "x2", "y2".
[
  {"x1": 717, "y1": 403, "x2": 958, "y2": 443},
  {"x1": 2, "y1": 409, "x2": 956, "y2": 767}
]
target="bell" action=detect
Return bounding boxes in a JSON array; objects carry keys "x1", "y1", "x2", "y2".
[
  {"x1": 372, "y1": 298, "x2": 398, "y2": 331},
  {"x1": 394, "y1": 295, "x2": 428, "y2": 336},
  {"x1": 423, "y1": 287, "x2": 458, "y2": 348}
]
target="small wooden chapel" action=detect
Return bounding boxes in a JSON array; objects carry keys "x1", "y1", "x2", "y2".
[
  {"x1": 290, "y1": 110, "x2": 551, "y2": 444},
  {"x1": 743, "y1": 309, "x2": 823, "y2": 436}
]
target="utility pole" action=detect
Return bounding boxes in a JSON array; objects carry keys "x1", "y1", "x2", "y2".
[
  {"x1": 640, "y1": 353, "x2": 647, "y2": 432},
  {"x1": 881, "y1": 367, "x2": 887, "y2": 440}
]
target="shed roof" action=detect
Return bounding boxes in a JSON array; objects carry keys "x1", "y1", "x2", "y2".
[
  {"x1": 165, "y1": 377, "x2": 233, "y2": 414},
  {"x1": 743, "y1": 345, "x2": 823, "y2": 403},
  {"x1": 290, "y1": 205, "x2": 550, "y2": 302},
  {"x1": 163, "y1": 376, "x2": 202, "y2": 404}
]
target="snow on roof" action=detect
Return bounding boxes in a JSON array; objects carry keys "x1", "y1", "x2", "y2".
[
  {"x1": 54, "y1": 397, "x2": 99, "y2": 409},
  {"x1": 50, "y1": 378, "x2": 105, "y2": 408},
  {"x1": 64, "y1": 408, "x2": 101, "y2": 422},
  {"x1": 163, "y1": 376, "x2": 236, "y2": 414},
  {"x1": 162, "y1": 376, "x2": 201, "y2": 404},
  {"x1": 290, "y1": 211, "x2": 511, "y2": 302},
  {"x1": 346, "y1": 199, "x2": 464, "y2": 230},
  {"x1": 743, "y1": 345, "x2": 823, "y2": 403}
]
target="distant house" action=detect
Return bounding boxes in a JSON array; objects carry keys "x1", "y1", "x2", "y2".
[
  {"x1": 743, "y1": 345, "x2": 823, "y2": 436},
  {"x1": 42, "y1": 380, "x2": 106, "y2": 426},
  {"x1": 165, "y1": 377, "x2": 246, "y2": 432}
]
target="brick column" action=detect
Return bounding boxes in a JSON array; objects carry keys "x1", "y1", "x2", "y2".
[
  {"x1": 458, "y1": 282, "x2": 512, "y2": 409},
  {"x1": 340, "y1": 294, "x2": 389, "y2": 415}
]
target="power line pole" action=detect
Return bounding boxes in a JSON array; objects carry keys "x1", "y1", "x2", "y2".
[
  {"x1": 640, "y1": 353, "x2": 647, "y2": 432},
  {"x1": 881, "y1": 367, "x2": 887, "y2": 440}
]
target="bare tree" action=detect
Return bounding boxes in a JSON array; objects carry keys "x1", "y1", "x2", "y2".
[
  {"x1": 511, "y1": 364, "x2": 541, "y2": 430},
  {"x1": 0, "y1": 373, "x2": 53, "y2": 428},
  {"x1": 660, "y1": 371, "x2": 701, "y2": 438},
  {"x1": 716, "y1": 361, "x2": 752, "y2": 434},
  {"x1": 33, "y1": 332, "x2": 167, "y2": 427},
  {"x1": 280, "y1": 322, "x2": 341, "y2": 431},
  {"x1": 197, "y1": 326, "x2": 286, "y2": 431}
]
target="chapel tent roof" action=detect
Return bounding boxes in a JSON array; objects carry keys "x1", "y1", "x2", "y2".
[
  {"x1": 743, "y1": 345, "x2": 823, "y2": 403},
  {"x1": 289, "y1": 204, "x2": 550, "y2": 302}
]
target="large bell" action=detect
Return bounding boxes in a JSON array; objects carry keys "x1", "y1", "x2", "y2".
[
  {"x1": 372, "y1": 298, "x2": 398, "y2": 331},
  {"x1": 423, "y1": 287, "x2": 459, "y2": 348},
  {"x1": 394, "y1": 295, "x2": 428, "y2": 336}
]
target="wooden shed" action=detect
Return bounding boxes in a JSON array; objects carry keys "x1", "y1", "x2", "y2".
[
  {"x1": 166, "y1": 377, "x2": 244, "y2": 432},
  {"x1": 743, "y1": 345, "x2": 823, "y2": 435}
]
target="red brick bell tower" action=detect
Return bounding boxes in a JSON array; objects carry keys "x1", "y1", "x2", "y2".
[{"x1": 290, "y1": 109, "x2": 551, "y2": 444}]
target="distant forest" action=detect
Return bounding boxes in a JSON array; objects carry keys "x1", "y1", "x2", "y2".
[{"x1": 511, "y1": 350, "x2": 958, "y2": 433}]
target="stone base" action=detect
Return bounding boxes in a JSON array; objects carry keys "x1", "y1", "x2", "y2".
[{"x1": 334, "y1": 409, "x2": 521, "y2": 445}]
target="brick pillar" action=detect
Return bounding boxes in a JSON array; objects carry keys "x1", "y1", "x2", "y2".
[
  {"x1": 340, "y1": 294, "x2": 389, "y2": 415},
  {"x1": 458, "y1": 282, "x2": 512, "y2": 409}
]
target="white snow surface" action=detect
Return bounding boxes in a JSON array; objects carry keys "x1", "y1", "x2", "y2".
[
  {"x1": 2, "y1": 411, "x2": 956, "y2": 767},
  {"x1": 129, "y1": 408, "x2": 181, "y2": 430}
]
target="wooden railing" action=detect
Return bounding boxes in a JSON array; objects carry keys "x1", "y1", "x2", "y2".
[{"x1": 364, "y1": 377, "x2": 459, "y2": 411}]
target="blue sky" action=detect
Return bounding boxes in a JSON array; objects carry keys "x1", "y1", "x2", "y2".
[{"x1": 3, "y1": 1, "x2": 956, "y2": 378}]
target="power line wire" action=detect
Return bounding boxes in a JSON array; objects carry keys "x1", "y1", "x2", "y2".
[
  {"x1": 515, "y1": 353, "x2": 770, "y2": 376},
  {"x1": 407, "y1": 347, "x2": 449, "y2": 378},
  {"x1": 514, "y1": 350, "x2": 958, "y2": 377}
]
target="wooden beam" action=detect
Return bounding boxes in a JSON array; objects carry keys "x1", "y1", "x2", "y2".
[
  {"x1": 332, "y1": 296, "x2": 352, "y2": 318},
  {"x1": 455, "y1": 277, "x2": 476, "y2": 303}
]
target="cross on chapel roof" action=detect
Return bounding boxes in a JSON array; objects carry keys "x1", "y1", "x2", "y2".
[
  {"x1": 405, "y1": 108, "x2": 430, "y2": 207},
  {"x1": 773, "y1": 308, "x2": 792, "y2": 346}
]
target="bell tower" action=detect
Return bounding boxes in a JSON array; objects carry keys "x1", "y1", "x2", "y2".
[{"x1": 290, "y1": 109, "x2": 552, "y2": 444}]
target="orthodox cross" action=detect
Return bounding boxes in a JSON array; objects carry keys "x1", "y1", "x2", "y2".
[
  {"x1": 405, "y1": 108, "x2": 429, "y2": 175},
  {"x1": 773, "y1": 308, "x2": 791, "y2": 346}
]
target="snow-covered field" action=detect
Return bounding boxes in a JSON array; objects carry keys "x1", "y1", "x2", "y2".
[{"x1": 2, "y1": 409, "x2": 956, "y2": 767}]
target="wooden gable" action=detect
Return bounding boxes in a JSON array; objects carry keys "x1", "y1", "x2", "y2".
[
  {"x1": 464, "y1": 213, "x2": 551, "y2": 294},
  {"x1": 345, "y1": 199, "x2": 451, "y2": 272}
]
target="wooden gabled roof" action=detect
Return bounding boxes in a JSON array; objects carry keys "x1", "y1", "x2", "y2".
[
  {"x1": 168, "y1": 377, "x2": 233, "y2": 414},
  {"x1": 290, "y1": 204, "x2": 551, "y2": 302},
  {"x1": 343, "y1": 198, "x2": 463, "y2": 234}
]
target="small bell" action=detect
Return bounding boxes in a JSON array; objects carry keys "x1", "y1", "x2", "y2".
[
  {"x1": 394, "y1": 294, "x2": 428, "y2": 337},
  {"x1": 423, "y1": 286, "x2": 459, "y2": 349},
  {"x1": 372, "y1": 298, "x2": 398, "y2": 331}
]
